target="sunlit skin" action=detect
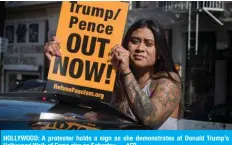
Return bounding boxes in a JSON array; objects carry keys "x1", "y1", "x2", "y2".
[{"x1": 128, "y1": 28, "x2": 157, "y2": 70}]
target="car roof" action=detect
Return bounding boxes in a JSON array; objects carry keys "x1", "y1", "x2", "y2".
[{"x1": 0, "y1": 92, "x2": 137, "y2": 124}]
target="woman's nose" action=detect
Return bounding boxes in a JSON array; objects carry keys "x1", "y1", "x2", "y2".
[{"x1": 136, "y1": 43, "x2": 146, "y2": 51}]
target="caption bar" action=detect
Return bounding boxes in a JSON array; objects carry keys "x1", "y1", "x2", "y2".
[{"x1": 1, "y1": 130, "x2": 231, "y2": 145}]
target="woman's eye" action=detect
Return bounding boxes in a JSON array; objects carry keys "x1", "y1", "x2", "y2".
[
  {"x1": 130, "y1": 39, "x2": 140, "y2": 44},
  {"x1": 145, "y1": 43, "x2": 154, "y2": 47}
]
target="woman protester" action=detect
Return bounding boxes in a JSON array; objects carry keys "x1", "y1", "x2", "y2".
[{"x1": 44, "y1": 19, "x2": 182, "y2": 130}]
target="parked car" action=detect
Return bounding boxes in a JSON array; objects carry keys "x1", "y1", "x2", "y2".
[
  {"x1": 9, "y1": 79, "x2": 46, "y2": 92},
  {"x1": 0, "y1": 92, "x2": 146, "y2": 130}
]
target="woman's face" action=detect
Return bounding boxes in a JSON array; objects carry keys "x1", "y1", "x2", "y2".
[{"x1": 128, "y1": 27, "x2": 157, "y2": 69}]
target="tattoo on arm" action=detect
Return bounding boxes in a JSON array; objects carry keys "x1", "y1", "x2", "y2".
[
  {"x1": 122, "y1": 74, "x2": 157, "y2": 125},
  {"x1": 122, "y1": 73, "x2": 181, "y2": 126}
]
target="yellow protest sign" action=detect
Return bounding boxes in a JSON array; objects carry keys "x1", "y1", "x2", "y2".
[
  {"x1": 40, "y1": 122, "x2": 99, "y2": 130},
  {"x1": 46, "y1": 1, "x2": 129, "y2": 103}
]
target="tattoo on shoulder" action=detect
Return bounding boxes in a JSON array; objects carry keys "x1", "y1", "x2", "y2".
[{"x1": 155, "y1": 78, "x2": 181, "y2": 110}]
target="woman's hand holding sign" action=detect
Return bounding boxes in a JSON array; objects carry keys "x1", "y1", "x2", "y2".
[
  {"x1": 44, "y1": 36, "x2": 61, "y2": 61},
  {"x1": 109, "y1": 45, "x2": 131, "y2": 75}
]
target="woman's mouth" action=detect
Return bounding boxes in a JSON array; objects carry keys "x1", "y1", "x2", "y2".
[{"x1": 133, "y1": 54, "x2": 145, "y2": 60}]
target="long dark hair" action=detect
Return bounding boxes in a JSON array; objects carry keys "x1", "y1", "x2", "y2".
[{"x1": 122, "y1": 19, "x2": 180, "y2": 83}]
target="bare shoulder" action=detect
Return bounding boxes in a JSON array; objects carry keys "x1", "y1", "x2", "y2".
[
  {"x1": 168, "y1": 72, "x2": 181, "y2": 83},
  {"x1": 152, "y1": 72, "x2": 181, "y2": 84},
  {"x1": 150, "y1": 72, "x2": 182, "y2": 96}
]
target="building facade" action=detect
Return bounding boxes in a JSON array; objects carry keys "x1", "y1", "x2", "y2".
[
  {"x1": 0, "y1": 2, "x2": 6, "y2": 93},
  {"x1": 2, "y1": 2, "x2": 61, "y2": 92}
]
